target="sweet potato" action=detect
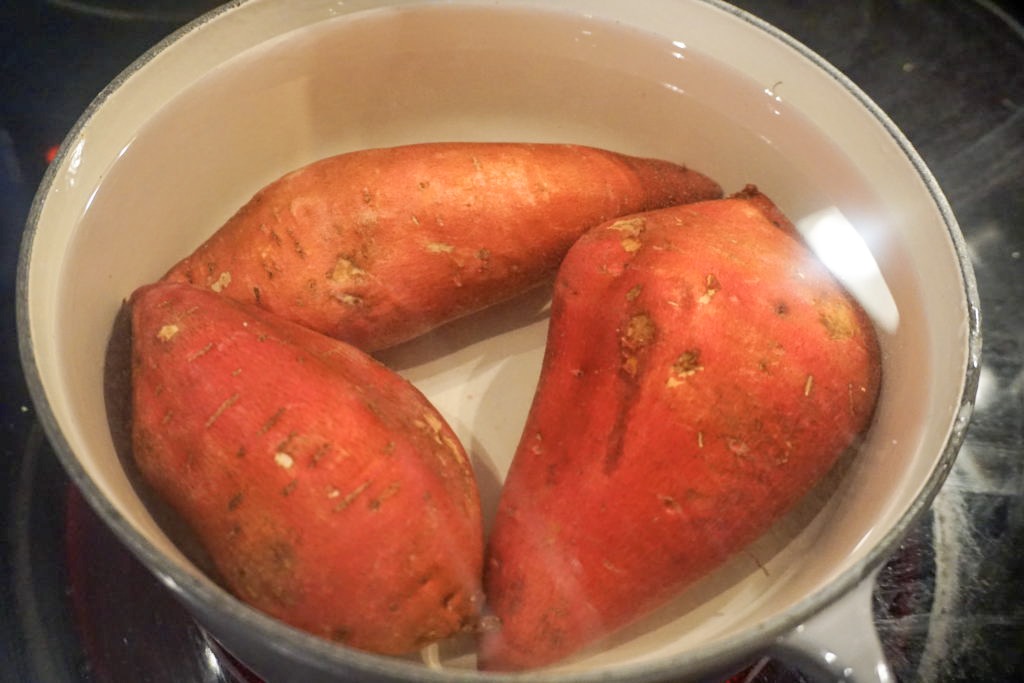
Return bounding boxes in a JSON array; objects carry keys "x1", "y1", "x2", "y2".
[
  {"x1": 129, "y1": 281, "x2": 483, "y2": 655},
  {"x1": 479, "y1": 187, "x2": 882, "y2": 670},
  {"x1": 162, "y1": 142, "x2": 722, "y2": 351}
]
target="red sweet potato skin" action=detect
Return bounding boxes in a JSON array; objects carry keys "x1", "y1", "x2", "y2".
[
  {"x1": 479, "y1": 188, "x2": 882, "y2": 670},
  {"x1": 129, "y1": 281, "x2": 483, "y2": 655},
  {"x1": 162, "y1": 142, "x2": 722, "y2": 351}
]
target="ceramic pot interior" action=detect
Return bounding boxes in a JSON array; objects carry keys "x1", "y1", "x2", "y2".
[{"x1": 22, "y1": 0, "x2": 975, "y2": 678}]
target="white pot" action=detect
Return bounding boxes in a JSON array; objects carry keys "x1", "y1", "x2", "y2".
[{"x1": 18, "y1": 1, "x2": 981, "y2": 681}]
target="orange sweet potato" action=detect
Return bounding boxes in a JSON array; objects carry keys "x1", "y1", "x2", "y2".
[
  {"x1": 479, "y1": 188, "x2": 882, "y2": 670},
  {"x1": 162, "y1": 142, "x2": 722, "y2": 351},
  {"x1": 129, "y1": 281, "x2": 483, "y2": 655}
]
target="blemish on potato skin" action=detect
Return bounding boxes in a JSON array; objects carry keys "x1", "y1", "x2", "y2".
[
  {"x1": 416, "y1": 412, "x2": 466, "y2": 468},
  {"x1": 530, "y1": 431, "x2": 545, "y2": 456},
  {"x1": 330, "y1": 256, "x2": 365, "y2": 283},
  {"x1": 608, "y1": 217, "x2": 646, "y2": 253},
  {"x1": 667, "y1": 349, "x2": 703, "y2": 387},
  {"x1": 659, "y1": 495, "x2": 683, "y2": 514},
  {"x1": 309, "y1": 442, "x2": 330, "y2": 466},
  {"x1": 727, "y1": 438, "x2": 751, "y2": 459},
  {"x1": 621, "y1": 237, "x2": 642, "y2": 253},
  {"x1": 274, "y1": 432, "x2": 297, "y2": 452},
  {"x1": 619, "y1": 313, "x2": 656, "y2": 378},
  {"x1": 335, "y1": 293, "x2": 363, "y2": 307},
  {"x1": 602, "y1": 559, "x2": 626, "y2": 575},
  {"x1": 804, "y1": 374, "x2": 815, "y2": 396},
  {"x1": 618, "y1": 352, "x2": 634, "y2": 378},
  {"x1": 333, "y1": 481, "x2": 370, "y2": 512},
  {"x1": 260, "y1": 407, "x2": 286, "y2": 434},
  {"x1": 675, "y1": 349, "x2": 703, "y2": 374},
  {"x1": 286, "y1": 228, "x2": 306, "y2": 258},
  {"x1": 205, "y1": 392, "x2": 240, "y2": 428},
  {"x1": 476, "y1": 248, "x2": 492, "y2": 272},
  {"x1": 369, "y1": 481, "x2": 402, "y2": 511},
  {"x1": 187, "y1": 342, "x2": 213, "y2": 361},
  {"x1": 210, "y1": 271, "x2": 232, "y2": 293},
  {"x1": 622, "y1": 314, "x2": 656, "y2": 348},
  {"x1": 228, "y1": 492, "x2": 244, "y2": 510},
  {"x1": 235, "y1": 540, "x2": 298, "y2": 608},
  {"x1": 157, "y1": 324, "x2": 179, "y2": 342},
  {"x1": 608, "y1": 217, "x2": 646, "y2": 235},
  {"x1": 698, "y1": 274, "x2": 720, "y2": 304},
  {"x1": 818, "y1": 300, "x2": 856, "y2": 339},
  {"x1": 442, "y1": 591, "x2": 460, "y2": 611}
]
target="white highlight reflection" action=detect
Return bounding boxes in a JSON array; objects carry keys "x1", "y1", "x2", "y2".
[
  {"x1": 201, "y1": 641, "x2": 224, "y2": 677},
  {"x1": 797, "y1": 207, "x2": 900, "y2": 334},
  {"x1": 66, "y1": 138, "x2": 85, "y2": 188}
]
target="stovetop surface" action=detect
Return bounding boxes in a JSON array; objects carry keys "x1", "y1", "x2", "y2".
[{"x1": 2, "y1": 1, "x2": 1022, "y2": 681}]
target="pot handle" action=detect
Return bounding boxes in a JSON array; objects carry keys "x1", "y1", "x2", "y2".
[{"x1": 766, "y1": 568, "x2": 894, "y2": 683}]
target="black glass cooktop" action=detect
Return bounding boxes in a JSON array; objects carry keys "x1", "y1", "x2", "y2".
[{"x1": 2, "y1": 1, "x2": 1022, "y2": 681}]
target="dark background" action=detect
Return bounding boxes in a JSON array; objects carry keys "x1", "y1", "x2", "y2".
[{"x1": 2, "y1": 1, "x2": 1022, "y2": 681}]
